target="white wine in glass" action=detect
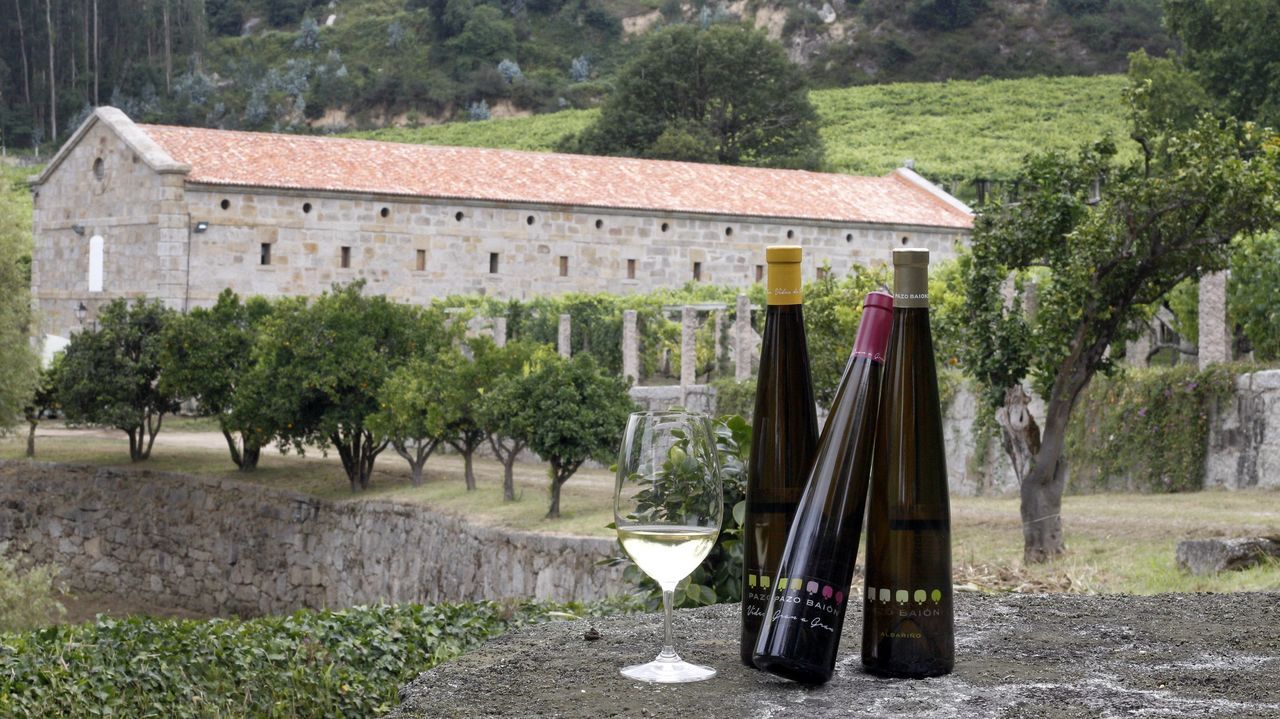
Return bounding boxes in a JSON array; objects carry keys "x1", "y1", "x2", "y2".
[{"x1": 614, "y1": 410, "x2": 724, "y2": 684}]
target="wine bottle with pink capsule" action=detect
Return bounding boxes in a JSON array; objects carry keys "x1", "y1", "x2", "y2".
[{"x1": 751, "y1": 291, "x2": 894, "y2": 684}]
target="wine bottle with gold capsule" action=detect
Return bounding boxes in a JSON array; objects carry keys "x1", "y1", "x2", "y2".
[
  {"x1": 862, "y1": 247, "x2": 955, "y2": 678},
  {"x1": 740, "y1": 245, "x2": 819, "y2": 667}
]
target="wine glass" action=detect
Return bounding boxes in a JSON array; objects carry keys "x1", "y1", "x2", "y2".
[{"x1": 614, "y1": 410, "x2": 724, "y2": 683}]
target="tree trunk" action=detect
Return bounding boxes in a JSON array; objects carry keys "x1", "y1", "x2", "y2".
[
  {"x1": 463, "y1": 451, "x2": 475, "y2": 491},
  {"x1": 45, "y1": 0, "x2": 56, "y2": 142},
  {"x1": 26, "y1": 419, "x2": 37, "y2": 457},
  {"x1": 221, "y1": 426, "x2": 243, "y2": 467},
  {"x1": 995, "y1": 385, "x2": 1040, "y2": 485},
  {"x1": 92, "y1": 0, "x2": 98, "y2": 105},
  {"x1": 546, "y1": 468, "x2": 563, "y2": 519},
  {"x1": 138, "y1": 412, "x2": 163, "y2": 460},
  {"x1": 240, "y1": 441, "x2": 260, "y2": 472},
  {"x1": 162, "y1": 0, "x2": 171, "y2": 93},
  {"x1": 15, "y1": 0, "x2": 31, "y2": 105},
  {"x1": 393, "y1": 438, "x2": 437, "y2": 487},
  {"x1": 489, "y1": 434, "x2": 522, "y2": 501},
  {"x1": 126, "y1": 427, "x2": 140, "y2": 461}
]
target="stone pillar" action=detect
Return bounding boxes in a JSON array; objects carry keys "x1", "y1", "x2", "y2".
[
  {"x1": 492, "y1": 317, "x2": 507, "y2": 348},
  {"x1": 558, "y1": 314, "x2": 572, "y2": 358},
  {"x1": 681, "y1": 306, "x2": 696, "y2": 388},
  {"x1": 734, "y1": 294, "x2": 752, "y2": 381},
  {"x1": 1199, "y1": 271, "x2": 1229, "y2": 369},
  {"x1": 622, "y1": 310, "x2": 639, "y2": 383},
  {"x1": 711, "y1": 311, "x2": 722, "y2": 379}
]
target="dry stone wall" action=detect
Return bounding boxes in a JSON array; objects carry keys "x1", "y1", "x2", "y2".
[{"x1": 0, "y1": 462, "x2": 626, "y2": 617}]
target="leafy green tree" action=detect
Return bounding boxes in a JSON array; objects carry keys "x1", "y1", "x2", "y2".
[
  {"x1": 803, "y1": 265, "x2": 890, "y2": 407},
  {"x1": 908, "y1": 0, "x2": 988, "y2": 30},
  {"x1": 160, "y1": 290, "x2": 272, "y2": 471},
  {"x1": 498, "y1": 353, "x2": 634, "y2": 518},
  {"x1": 565, "y1": 24, "x2": 824, "y2": 170},
  {"x1": 443, "y1": 336, "x2": 515, "y2": 491},
  {"x1": 243, "y1": 284, "x2": 449, "y2": 491},
  {"x1": 57, "y1": 299, "x2": 180, "y2": 461},
  {"x1": 0, "y1": 168, "x2": 36, "y2": 434},
  {"x1": 447, "y1": 6, "x2": 516, "y2": 65},
  {"x1": 476, "y1": 341, "x2": 550, "y2": 501},
  {"x1": 368, "y1": 348, "x2": 464, "y2": 486},
  {"x1": 1229, "y1": 232, "x2": 1280, "y2": 361},
  {"x1": 1125, "y1": 49, "x2": 1216, "y2": 133},
  {"x1": 962, "y1": 117, "x2": 1280, "y2": 562},
  {"x1": 1162, "y1": 0, "x2": 1280, "y2": 128},
  {"x1": 21, "y1": 357, "x2": 60, "y2": 457}
]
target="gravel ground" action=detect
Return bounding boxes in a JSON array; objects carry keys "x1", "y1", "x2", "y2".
[{"x1": 391, "y1": 593, "x2": 1280, "y2": 719}]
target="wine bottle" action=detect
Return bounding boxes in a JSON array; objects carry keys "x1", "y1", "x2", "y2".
[
  {"x1": 861, "y1": 247, "x2": 955, "y2": 678},
  {"x1": 752, "y1": 291, "x2": 894, "y2": 684},
  {"x1": 740, "y1": 245, "x2": 820, "y2": 667}
]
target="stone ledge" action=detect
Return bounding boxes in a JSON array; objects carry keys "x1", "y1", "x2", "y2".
[{"x1": 392, "y1": 593, "x2": 1280, "y2": 719}]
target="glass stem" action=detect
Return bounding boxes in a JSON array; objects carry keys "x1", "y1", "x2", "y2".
[{"x1": 659, "y1": 586, "x2": 678, "y2": 660}]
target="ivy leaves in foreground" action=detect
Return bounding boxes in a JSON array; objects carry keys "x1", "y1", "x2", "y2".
[{"x1": 0, "y1": 599, "x2": 634, "y2": 718}]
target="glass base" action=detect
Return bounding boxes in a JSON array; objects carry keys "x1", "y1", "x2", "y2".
[{"x1": 620, "y1": 650, "x2": 716, "y2": 684}]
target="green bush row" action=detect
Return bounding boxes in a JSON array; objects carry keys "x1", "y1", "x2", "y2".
[{"x1": 0, "y1": 598, "x2": 635, "y2": 718}]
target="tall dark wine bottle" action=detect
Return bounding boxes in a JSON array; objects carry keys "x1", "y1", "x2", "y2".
[
  {"x1": 861, "y1": 247, "x2": 955, "y2": 678},
  {"x1": 740, "y1": 245, "x2": 820, "y2": 667},
  {"x1": 752, "y1": 291, "x2": 894, "y2": 684}
]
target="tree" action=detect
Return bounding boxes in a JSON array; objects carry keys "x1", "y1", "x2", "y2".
[
  {"x1": 444, "y1": 336, "x2": 508, "y2": 492},
  {"x1": 1228, "y1": 232, "x2": 1280, "y2": 361},
  {"x1": 962, "y1": 116, "x2": 1280, "y2": 562},
  {"x1": 57, "y1": 299, "x2": 180, "y2": 461},
  {"x1": 475, "y1": 340, "x2": 544, "y2": 501},
  {"x1": 21, "y1": 357, "x2": 59, "y2": 457},
  {"x1": 564, "y1": 24, "x2": 824, "y2": 170},
  {"x1": 1162, "y1": 0, "x2": 1280, "y2": 128},
  {"x1": 243, "y1": 284, "x2": 448, "y2": 491},
  {"x1": 501, "y1": 353, "x2": 634, "y2": 518},
  {"x1": 160, "y1": 289, "x2": 272, "y2": 471},
  {"x1": 802, "y1": 265, "x2": 889, "y2": 407},
  {"x1": 0, "y1": 168, "x2": 37, "y2": 433},
  {"x1": 368, "y1": 348, "x2": 464, "y2": 486}
]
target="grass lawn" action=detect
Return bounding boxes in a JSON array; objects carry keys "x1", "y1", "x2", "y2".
[{"x1": 5, "y1": 424, "x2": 1280, "y2": 596}]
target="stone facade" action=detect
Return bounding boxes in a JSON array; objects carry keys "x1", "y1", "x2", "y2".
[
  {"x1": 0, "y1": 462, "x2": 627, "y2": 616},
  {"x1": 30, "y1": 108, "x2": 970, "y2": 340},
  {"x1": 1205, "y1": 369, "x2": 1280, "y2": 490}
]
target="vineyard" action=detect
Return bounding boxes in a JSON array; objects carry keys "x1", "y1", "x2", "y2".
[{"x1": 347, "y1": 74, "x2": 1134, "y2": 185}]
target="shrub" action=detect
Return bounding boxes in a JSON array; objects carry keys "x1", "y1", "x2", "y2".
[
  {"x1": 1064, "y1": 364, "x2": 1238, "y2": 493},
  {"x1": 0, "y1": 557, "x2": 65, "y2": 632},
  {"x1": 711, "y1": 377, "x2": 756, "y2": 421}
]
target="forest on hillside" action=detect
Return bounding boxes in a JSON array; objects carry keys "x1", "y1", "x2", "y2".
[{"x1": 0, "y1": 0, "x2": 1171, "y2": 151}]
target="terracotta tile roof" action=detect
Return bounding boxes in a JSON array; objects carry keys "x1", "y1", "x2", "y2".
[{"x1": 138, "y1": 123, "x2": 972, "y2": 229}]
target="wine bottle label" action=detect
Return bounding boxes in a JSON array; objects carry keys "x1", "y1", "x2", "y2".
[
  {"x1": 892, "y1": 248, "x2": 929, "y2": 308},
  {"x1": 864, "y1": 584, "x2": 951, "y2": 636},
  {"x1": 757, "y1": 573, "x2": 848, "y2": 636}
]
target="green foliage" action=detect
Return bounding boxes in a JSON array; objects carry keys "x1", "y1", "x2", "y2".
[
  {"x1": 802, "y1": 264, "x2": 890, "y2": 406},
  {"x1": 347, "y1": 109, "x2": 598, "y2": 148},
  {"x1": 0, "y1": 166, "x2": 36, "y2": 433},
  {"x1": 0, "y1": 599, "x2": 633, "y2": 718},
  {"x1": 501, "y1": 352, "x2": 635, "y2": 518},
  {"x1": 0, "y1": 557, "x2": 64, "y2": 632},
  {"x1": 1165, "y1": 277, "x2": 1199, "y2": 347},
  {"x1": 964, "y1": 117, "x2": 1280, "y2": 411},
  {"x1": 1125, "y1": 49, "x2": 1215, "y2": 132},
  {"x1": 618, "y1": 414, "x2": 750, "y2": 610},
  {"x1": 1065, "y1": 365, "x2": 1237, "y2": 492},
  {"x1": 160, "y1": 289, "x2": 273, "y2": 470},
  {"x1": 1228, "y1": 232, "x2": 1280, "y2": 361},
  {"x1": 21, "y1": 357, "x2": 62, "y2": 457},
  {"x1": 1163, "y1": 0, "x2": 1280, "y2": 128},
  {"x1": 710, "y1": 377, "x2": 757, "y2": 421},
  {"x1": 241, "y1": 283, "x2": 453, "y2": 490},
  {"x1": 367, "y1": 346, "x2": 466, "y2": 485},
  {"x1": 56, "y1": 299, "x2": 180, "y2": 461},
  {"x1": 907, "y1": 0, "x2": 988, "y2": 30},
  {"x1": 566, "y1": 24, "x2": 824, "y2": 170}
]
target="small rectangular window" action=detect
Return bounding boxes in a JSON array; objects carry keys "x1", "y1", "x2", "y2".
[
  {"x1": 693, "y1": 261, "x2": 702, "y2": 282},
  {"x1": 260, "y1": 243, "x2": 272, "y2": 266},
  {"x1": 816, "y1": 267, "x2": 829, "y2": 281},
  {"x1": 559, "y1": 256, "x2": 569, "y2": 277},
  {"x1": 489, "y1": 252, "x2": 500, "y2": 274},
  {"x1": 88, "y1": 235, "x2": 104, "y2": 292},
  {"x1": 755, "y1": 264, "x2": 764, "y2": 282},
  {"x1": 340, "y1": 246, "x2": 352, "y2": 269},
  {"x1": 626, "y1": 259, "x2": 636, "y2": 280},
  {"x1": 416, "y1": 249, "x2": 426, "y2": 272}
]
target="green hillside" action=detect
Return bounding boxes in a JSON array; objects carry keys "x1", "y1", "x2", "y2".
[{"x1": 348, "y1": 74, "x2": 1133, "y2": 184}]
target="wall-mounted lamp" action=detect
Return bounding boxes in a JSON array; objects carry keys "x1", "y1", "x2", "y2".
[
  {"x1": 71, "y1": 223, "x2": 86, "y2": 236},
  {"x1": 194, "y1": 222, "x2": 210, "y2": 233},
  {"x1": 75, "y1": 301, "x2": 88, "y2": 325}
]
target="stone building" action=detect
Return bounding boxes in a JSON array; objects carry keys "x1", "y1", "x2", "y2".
[{"x1": 29, "y1": 107, "x2": 972, "y2": 343}]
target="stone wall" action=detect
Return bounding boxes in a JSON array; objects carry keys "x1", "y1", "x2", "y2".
[
  {"x1": 0, "y1": 462, "x2": 627, "y2": 617},
  {"x1": 1205, "y1": 369, "x2": 1280, "y2": 490}
]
